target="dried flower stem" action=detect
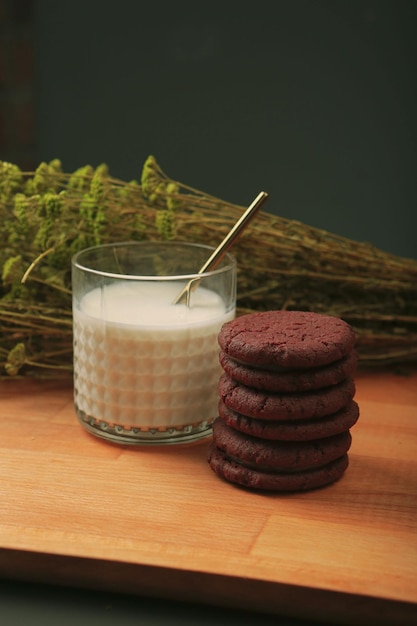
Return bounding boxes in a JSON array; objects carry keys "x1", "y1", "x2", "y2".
[{"x1": 1, "y1": 155, "x2": 417, "y2": 377}]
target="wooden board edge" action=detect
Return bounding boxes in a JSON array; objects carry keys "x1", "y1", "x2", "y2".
[{"x1": 0, "y1": 548, "x2": 415, "y2": 626}]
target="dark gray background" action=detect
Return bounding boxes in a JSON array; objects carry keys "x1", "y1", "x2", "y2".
[{"x1": 34, "y1": 0, "x2": 417, "y2": 259}]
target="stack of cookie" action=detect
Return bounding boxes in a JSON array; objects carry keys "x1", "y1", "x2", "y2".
[{"x1": 208, "y1": 310, "x2": 359, "y2": 492}]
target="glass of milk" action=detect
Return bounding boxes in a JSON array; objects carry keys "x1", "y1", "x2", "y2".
[{"x1": 72, "y1": 241, "x2": 236, "y2": 444}]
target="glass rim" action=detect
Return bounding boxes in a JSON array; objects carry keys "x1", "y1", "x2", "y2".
[{"x1": 71, "y1": 240, "x2": 236, "y2": 281}]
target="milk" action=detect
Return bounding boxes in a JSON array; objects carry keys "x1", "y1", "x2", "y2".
[{"x1": 73, "y1": 280, "x2": 234, "y2": 434}]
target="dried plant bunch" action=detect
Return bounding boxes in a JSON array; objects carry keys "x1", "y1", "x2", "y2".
[{"x1": 1, "y1": 156, "x2": 416, "y2": 377}]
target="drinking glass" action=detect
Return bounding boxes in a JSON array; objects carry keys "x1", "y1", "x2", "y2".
[{"x1": 72, "y1": 241, "x2": 236, "y2": 444}]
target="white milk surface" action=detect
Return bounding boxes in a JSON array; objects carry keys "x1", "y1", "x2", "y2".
[{"x1": 73, "y1": 281, "x2": 234, "y2": 428}]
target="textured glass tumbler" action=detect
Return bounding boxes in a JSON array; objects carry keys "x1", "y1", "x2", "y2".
[{"x1": 72, "y1": 241, "x2": 236, "y2": 444}]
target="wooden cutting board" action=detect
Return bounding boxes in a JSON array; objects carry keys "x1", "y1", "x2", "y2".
[{"x1": 0, "y1": 368, "x2": 416, "y2": 626}]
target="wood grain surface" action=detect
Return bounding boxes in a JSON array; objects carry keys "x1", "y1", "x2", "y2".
[{"x1": 0, "y1": 368, "x2": 416, "y2": 626}]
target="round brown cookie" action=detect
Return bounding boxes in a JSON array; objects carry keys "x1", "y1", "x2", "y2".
[
  {"x1": 219, "y1": 372, "x2": 356, "y2": 421},
  {"x1": 208, "y1": 445, "x2": 349, "y2": 492},
  {"x1": 219, "y1": 350, "x2": 358, "y2": 393},
  {"x1": 218, "y1": 310, "x2": 356, "y2": 370},
  {"x1": 218, "y1": 399, "x2": 360, "y2": 441},
  {"x1": 212, "y1": 417, "x2": 352, "y2": 471}
]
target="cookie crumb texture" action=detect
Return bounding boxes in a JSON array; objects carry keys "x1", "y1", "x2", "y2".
[
  {"x1": 218, "y1": 310, "x2": 356, "y2": 369},
  {"x1": 209, "y1": 310, "x2": 359, "y2": 492}
]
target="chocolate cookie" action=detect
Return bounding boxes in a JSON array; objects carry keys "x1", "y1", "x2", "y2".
[
  {"x1": 212, "y1": 417, "x2": 352, "y2": 471},
  {"x1": 219, "y1": 350, "x2": 358, "y2": 393},
  {"x1": 219, "y1": 372, "x2": 356, "y2": 421},
  {"x1": 218, "y1": 310, "x2": 356, "y2": 370},
  {"x1": 208, "y1": 444, "x2": 349, "y2": 492},
  {"x1": 218, "y1": 399, "x2": 360, "y2": 441}
]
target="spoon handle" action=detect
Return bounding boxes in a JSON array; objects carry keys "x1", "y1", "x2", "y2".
[{"x1": 173, "y1": 190, "x2": 268, "y2": 305}]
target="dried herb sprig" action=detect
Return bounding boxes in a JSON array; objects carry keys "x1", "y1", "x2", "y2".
[{"x1": 1, "y1": 155, "x2": 417, "y2": 377}]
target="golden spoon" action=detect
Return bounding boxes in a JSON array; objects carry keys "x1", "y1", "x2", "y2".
[{"x1": 173, "y1": 190, "x2": 269, "y2": 305}]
